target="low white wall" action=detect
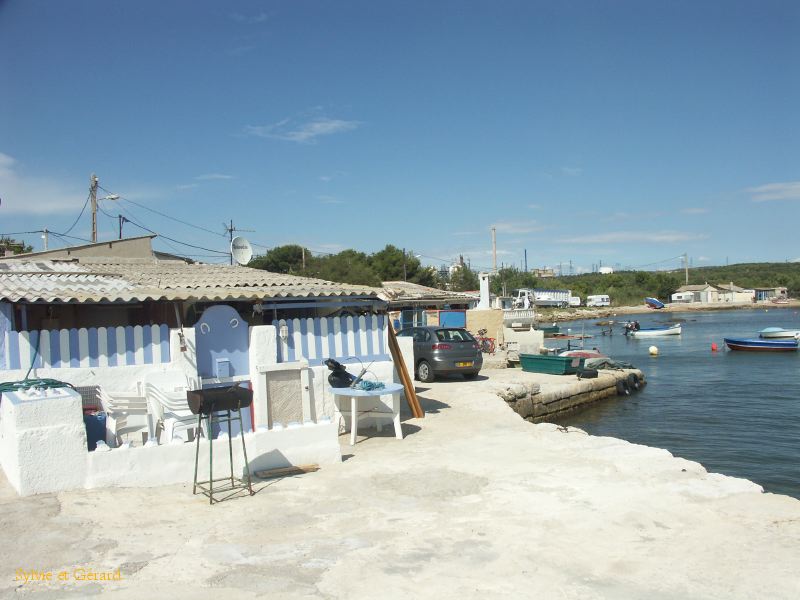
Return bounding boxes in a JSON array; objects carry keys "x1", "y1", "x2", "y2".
[
  {"x1": 0, "y1": 387, "x2": 88, "y2": 495},
  {"x1": 0, "y1": 384, "x2": 341, "y2": 496},
  {"x1": 87, "y1": 422, "x2": 341, "y2": 490}
]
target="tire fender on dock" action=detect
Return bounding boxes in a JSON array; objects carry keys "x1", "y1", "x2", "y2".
[
  {"x1": 616, "y1": 378, "x2": 630, "y2": 396},
  {"x1": 627, "y1": 373, "x2": 641, "y2": 391}
]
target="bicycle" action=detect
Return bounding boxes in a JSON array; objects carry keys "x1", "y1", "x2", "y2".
[{"x1": 475, "y1": 328, "x2": 496, "y2": 354}]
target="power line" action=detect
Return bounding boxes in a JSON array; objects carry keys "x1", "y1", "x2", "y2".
[
  {"x1": 98, "y1": 184, "x2": 227, "y2": 238},
  {"x1": 0, "y1": 230, "x2": 44, "y2": 237},
  {"x1": 110, "y1": 203, "x2": 189, "y2": 256},
  {"x1": 57, "y1": 192, "x2": 91, "y2": 236},
  {"x1": 122, "y1": 219, "x2": 230, "y2": 255},
  {"x1": 629, "y1": 254, "x2": 685, "y2": 269}
]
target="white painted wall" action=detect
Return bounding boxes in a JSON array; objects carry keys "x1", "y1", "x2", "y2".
[
  {"x1": 0, "y1": 384, "x2": 341, "y2": 496},
  {"x1": 478, "y1": 272, "x2": 491, "y2": 309},
  {"x1": 0, "y1": 328, "x2": 198, "y2": 394}
]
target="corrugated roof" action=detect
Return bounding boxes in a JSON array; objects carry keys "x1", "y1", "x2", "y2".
[
  {"x1": 380, "y1": 280, "x2": 477, "y2": 305},
  {"x1": 0, "y1": 260, "x2": 381, "y2": 303},
  {"x1": 675, "y1": 284, "x2": 717, "y2": 292}
]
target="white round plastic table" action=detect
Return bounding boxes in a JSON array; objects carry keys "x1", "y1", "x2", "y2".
[{"x1": 328, "y1": 382, "x2": 405, "y2": 445}]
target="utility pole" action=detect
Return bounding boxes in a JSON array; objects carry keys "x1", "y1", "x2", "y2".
[
  {"x1": 302, "y1": 247, "x2": 306, "y2": 272},
  {"x1": 524, "y1": 249, "x2": 528, "y2": 272},
  {"x1": 491, "y1": 226, "x2": 497, "y2": 273},
  {"x1": 89, "y1": 174, "x2": 99, "y2": 243},
  {"x1": 42, "y1": 228, "x2": 48, "y2": 250},
  {"x1": 569, "y1": 260, "x2": 573, "y2": 276},
  {"x1": 118, "y1": 215, "x2": 125, "y2": 240},
  {"x1": 684, "y1": 253, "x2": 689, "y2": 285},
  {"x1": 403, "y1": 247, "x2": 407, "y2": 281}
]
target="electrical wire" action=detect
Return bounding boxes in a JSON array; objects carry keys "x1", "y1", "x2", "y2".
[
  {"x1": 122, "y1": 219, "x2": 230, "y2": 255},
  {"x1": 57, "y1": 192, "x2": 91, "y2": 236},
  {"x1": 0, "y1": 230, "x2": 43, "y2": 236},
  {"x1": 98, "y1": 184, "x2": 227, "y2": 238}
]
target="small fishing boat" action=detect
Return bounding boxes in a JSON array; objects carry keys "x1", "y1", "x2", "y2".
[
  {"x1": 758, "y1": 327, "x2": 800, "y2": 339},
  {"x1": 724, "y1": 337, "x2": 799, "y2": 352},
  {"x1": 625, "y1": 323, "x2": 681, "y2": 337},
  {"x1": 559, "y1": 349, "x2": 606, "y2": 358},
  {"x1": 645, "y1": 297, "x2": 665, "y2": 309}
]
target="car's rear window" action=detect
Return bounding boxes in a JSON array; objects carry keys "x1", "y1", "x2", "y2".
[{"x1": 434, "y1": 329, "x2": 475, "y2": 342}]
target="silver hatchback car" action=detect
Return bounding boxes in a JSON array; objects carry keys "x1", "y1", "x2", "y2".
[{"x1": 396, "y1": 326, "x2": 483, "y2": 382}]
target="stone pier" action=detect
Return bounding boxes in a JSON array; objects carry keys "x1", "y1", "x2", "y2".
[{"x1": 484, "y1": 368, "x2": 646, "y2": 422}]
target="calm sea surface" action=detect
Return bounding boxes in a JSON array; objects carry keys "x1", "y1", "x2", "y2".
[{"x1": 553, "y1": 307, "x2": 800, "y2": 499}]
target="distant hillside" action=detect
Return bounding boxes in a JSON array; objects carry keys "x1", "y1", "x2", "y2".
[{"x1": 533, "y1": 262, "x2": 800, "y2": 307}]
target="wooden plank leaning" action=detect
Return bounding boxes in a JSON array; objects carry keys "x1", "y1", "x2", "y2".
[{"x1": 388, "y1": 325, "x2": 424, "y2": 418}]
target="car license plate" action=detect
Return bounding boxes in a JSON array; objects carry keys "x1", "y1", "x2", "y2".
[{"x1": 456, "y1": 361, "x2": 473, "y2": 368}]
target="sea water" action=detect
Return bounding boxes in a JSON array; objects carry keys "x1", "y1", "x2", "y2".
[{"x1": 555, "y1": 307, "x2": 800, "y2": 499}]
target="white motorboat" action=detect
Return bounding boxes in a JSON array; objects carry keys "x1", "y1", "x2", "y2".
[
  {"x1": 758, "y1": 327, "x2": 800, "y2": 339},
  {"x1": 626, "y1": 323, "x2": 681, "y2": 337}
]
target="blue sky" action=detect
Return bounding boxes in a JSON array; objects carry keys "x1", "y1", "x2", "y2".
[{"x1": 1, "y1": 0, "x2": 798, "y2": 273}]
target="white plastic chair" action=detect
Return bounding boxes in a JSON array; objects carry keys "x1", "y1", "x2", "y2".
[
  {"x1": 143, "y1": 370, "x2": 202, "y2": 443},
  {"x1": 98, "y1": 385, "x2": 153, "y2": 446}
]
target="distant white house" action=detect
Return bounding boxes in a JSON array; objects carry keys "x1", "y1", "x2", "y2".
[
  {"x1": 671, "y1": 283, "x2": 754, "y2": 304},
  {"x1": 599, "y1": 266, "x2": 614, "y2": 275}
]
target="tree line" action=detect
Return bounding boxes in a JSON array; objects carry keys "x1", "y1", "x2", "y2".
[
  {"x1": 249, "y1": 244, "x2": 800, "y2": 304},
  {"x1": 248, "y1": 244, "x2": 480, "y2": 290}
]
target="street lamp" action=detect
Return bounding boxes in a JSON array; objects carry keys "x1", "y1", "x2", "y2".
[{"x1": 91, "y1": 193, "x2": 120, "y2": 242}]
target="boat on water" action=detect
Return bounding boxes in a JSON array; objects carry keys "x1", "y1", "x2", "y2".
[
  {"x1": 645, "y1": 297, "x2": 665, "y2": 309},
  {"x1": 559, "y1": 349, "x2": 606, "y2": 358},
  {"x1": 625, "y1": 323, "x2": 681, "y2": 337},
  {"x1": 758, "y1": 327, "x2": 800, "y2": 339},
  {"x1": 724, "y1": 337, "x2": 799, "y2": 352}
]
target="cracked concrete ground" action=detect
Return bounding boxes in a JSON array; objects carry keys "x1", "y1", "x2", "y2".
[{"x1": 2, "y1": 370, "x2": 799, "y2": 599}]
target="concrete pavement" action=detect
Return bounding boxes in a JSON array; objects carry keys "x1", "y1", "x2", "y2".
[{"x1": 2, "y1": 370, "x2": 799, "y2": 599}]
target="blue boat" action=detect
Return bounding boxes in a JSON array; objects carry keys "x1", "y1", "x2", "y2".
[
  {"x1": 645, "y1": 297, "x2": 665, "y2": 309},
  {"x1": 724, "y1": 337, "x2": 799, "y2": 352}
]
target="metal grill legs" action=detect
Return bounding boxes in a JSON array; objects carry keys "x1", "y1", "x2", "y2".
[{"x1": 192, "y1": 408, "x2": 254, "y2": 504}]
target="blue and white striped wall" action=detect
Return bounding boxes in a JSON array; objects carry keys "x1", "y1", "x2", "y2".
[
  {"x1": 2, "y1": 324, "x2": 171, "y2": 370},
  {"x1": 273, "y1": 315, "x2": 389, "y2": 366}
]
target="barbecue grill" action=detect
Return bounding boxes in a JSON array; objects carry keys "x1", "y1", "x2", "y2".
[{"x1": 188, "y1": 385, "x2": 254, "y2": 504}]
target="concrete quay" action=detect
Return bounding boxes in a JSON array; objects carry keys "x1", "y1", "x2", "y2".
[
  {"x1": 480, "y1": 367, "x2": 645, "y2": 422},
  {"x1": 2, "y1": 371, "x2": 799, "y2": 599}
]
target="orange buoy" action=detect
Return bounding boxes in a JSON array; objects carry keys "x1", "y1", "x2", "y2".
[{"x1": 711, "y1": 342, "x2": 718, "y2": 352}]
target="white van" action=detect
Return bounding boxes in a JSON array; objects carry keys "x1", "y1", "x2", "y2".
[{"x1": 586, "y1": 294, "x2": 610, "y2": 307}]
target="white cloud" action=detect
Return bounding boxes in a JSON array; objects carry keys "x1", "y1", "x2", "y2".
[
  {"x1": 527, "y1": 203, "x2": 542, "y2": 209},
  {"x1": 747, "y1": 181, "x2": 800, "y2": 202},
  {"x1": 317, "y1": 195, "x2": 344, "y2": 205},
  {"x1": 230, "y1": 12, "x2": 269, "y2": 24},
  {"x1": 319, "y1": 175, "x2": 332, "y2": 182},
  {"x1": 557, "y1": 230, "x2": 709, "y2": 244},
  {"x1": 491, "y1": 220, "x2": 545, "y2": 234},
  {"x1": 0, "y1": 153, "x2": 86, "y2": 215},
  {"x1": 176, "y1": 183, "x2": 199, "y2": 191},
  {"x1": 561, "y1": 166, "x2": 582, "y2": 177},
  {"x1": 680, "y1": 207, "x2": 710, "y2": 215},
  {"x1": 195, "y1": 173, "x2": 234, "y2": 181},
  {"x1": 244, "y1": 117, "x2": 361, "y2": 143},
  {"x1": 452, "y1": 231, "x2": 479, "y2": 236}
]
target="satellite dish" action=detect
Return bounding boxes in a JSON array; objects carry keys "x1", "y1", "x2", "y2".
[{"x1": 230, "y1": 236, "x2": 253, "y2": 265}]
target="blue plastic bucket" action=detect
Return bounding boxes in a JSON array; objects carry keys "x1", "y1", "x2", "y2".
[{"x1": 83, "y1": 411, "x2": 107, "y2": 451}]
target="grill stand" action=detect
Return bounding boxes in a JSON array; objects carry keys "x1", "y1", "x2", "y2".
[{"x1": 192, "y1": 407, "x2": 254, "y2": 504}]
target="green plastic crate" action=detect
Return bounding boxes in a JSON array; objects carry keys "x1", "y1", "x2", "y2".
[{"x1": 519, "y1": 353, "x2": 585, "y2": 375}]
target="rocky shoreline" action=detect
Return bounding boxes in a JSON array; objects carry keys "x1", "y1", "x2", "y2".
[{"x1": 536, "y1": 299, "x2": 800, "y2": 323}]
